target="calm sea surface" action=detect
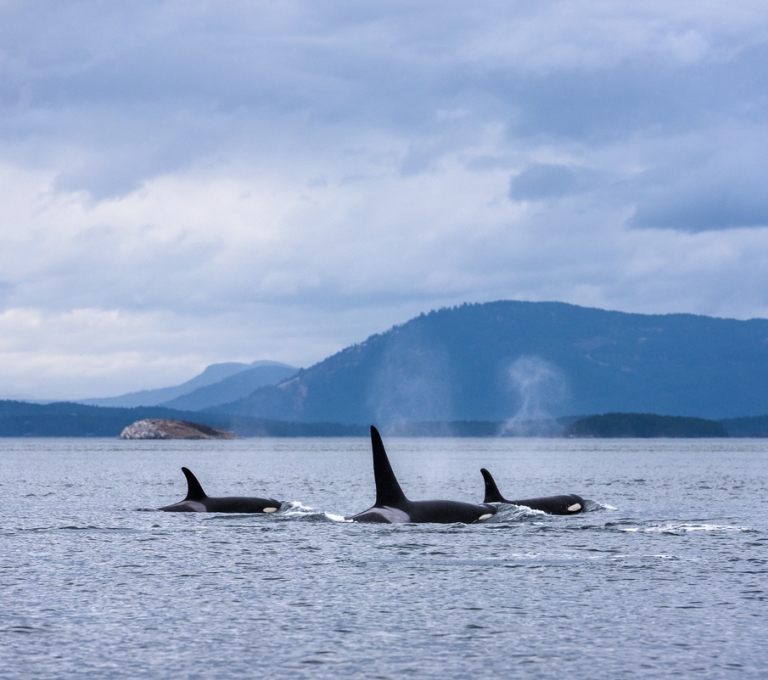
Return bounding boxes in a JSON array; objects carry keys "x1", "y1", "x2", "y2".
[{"x1": 1, "y1": 437, "x2": 766, "y2": 678}]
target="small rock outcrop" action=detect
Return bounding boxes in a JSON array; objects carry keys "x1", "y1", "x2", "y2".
[{"x1": 119, "y1": 419, "x2": 239, "y2": 440}]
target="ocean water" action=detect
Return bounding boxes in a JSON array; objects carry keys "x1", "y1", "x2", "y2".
[{"x1": 0, "y1": 437, "x2": 766, "y2": 678}]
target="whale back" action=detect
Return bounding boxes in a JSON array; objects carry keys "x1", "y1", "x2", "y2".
[
  {"x1": 480, "y1": 468, "x2": 508, "y2": 503},
  {"x1": 371, "y1": 426, "x2": 407, "y2": 507},
  {"x1": 481, "y1": 467, "x2": 584, "y2": 514},
  {"x1": 181, "y1": 467, "x2": 207, "y2": 501}
]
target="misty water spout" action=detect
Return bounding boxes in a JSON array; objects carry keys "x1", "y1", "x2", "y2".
[{"x1": 501, "y1": 355, "x2": 567, "y2": 436}]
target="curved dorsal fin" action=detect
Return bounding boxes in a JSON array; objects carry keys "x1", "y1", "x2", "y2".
[
  {"x1": 371, "y1": 426, "x2": 407, "y2": 507},
  {"x1": 181, "y1": 467, "x2": 207, "y2": 501},
  {"x1": 481, "y1": 468, "x2": 508, "y2": 503}
]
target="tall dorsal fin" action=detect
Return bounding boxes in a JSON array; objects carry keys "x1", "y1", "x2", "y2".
[
  {"x1": 181, "y1": 467, "x2": 207, "y2": 501},
  {"x1": 481, "y1": 468, "x2": 508, "y2": 503},
  {"x1": 371, "y1": 426, "x2": 407, "y2": 507}
]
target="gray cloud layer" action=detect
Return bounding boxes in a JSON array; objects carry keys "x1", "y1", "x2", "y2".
[{"x1": 1, "y1": 1, "x2": 768, "y2": 398}]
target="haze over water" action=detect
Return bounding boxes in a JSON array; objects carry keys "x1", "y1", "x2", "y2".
[{"x1": 1, "y1": 437, "x2": 766, "y2": 678}]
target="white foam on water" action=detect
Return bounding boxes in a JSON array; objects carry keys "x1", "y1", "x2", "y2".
[
  {"x1": 618, "y1": 523, "x2": 750, "y2": 533},
  {"x1": 325, "y1": 513, "x2": 350, "y2": 523},
  {"x1": 481, "y1": 504, "x2": 548, "y2": 524},
  {"x1": 275, "y1": 502, "x2": 349, "y2": 522},
  {"x1": 279, "y1": 501, "x2": 318, "y2": 516},
  {"x1": 588, "y1": 501, "x2": 615, "y2": 511},
  {"x1": 663, "y1": 524, "x2": 750, "y2": 533}
]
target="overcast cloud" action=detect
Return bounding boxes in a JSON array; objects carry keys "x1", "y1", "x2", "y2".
[{"x1": 2, "y1": 0, "x2": 768, "y2": 399}]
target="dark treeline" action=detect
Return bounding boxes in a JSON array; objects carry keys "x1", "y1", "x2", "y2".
[
  {"x1": 567, "y1": 413, "x2": 728, "y2": 438},
  {"x1": 371, "y1": 414, "x2": 729, "y2": 438},
  {"x1": 1, "y1": 400, "x2": 766, "y2": 437},
  {"x1": 720, "y1": 414, "x2": 768, "y2": 438}
]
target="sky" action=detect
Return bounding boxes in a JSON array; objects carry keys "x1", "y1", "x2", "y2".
[{"x1": 2, "y1": 0, "x2": 768, "y2": 400}]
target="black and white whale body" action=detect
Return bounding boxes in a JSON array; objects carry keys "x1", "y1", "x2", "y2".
[
  {"x1": 480, "y1": 468, "x2": 584, "y2": 515},
  {"x1": 159, "y1": 467, "x2": 281, "y2": 513},
  {"x1": 349, "y1": 426, "x2": 497, "y2": 524}
]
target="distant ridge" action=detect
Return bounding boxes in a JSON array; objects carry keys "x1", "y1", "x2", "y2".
[
  {"x1": 0, "y1": 400, "x2": 363, "y2": 437},
  {"x1": 79, "y1": 360, "x2": 296, "y2": 408},
  {"x1": 208, "y1": 301, "x2": 768, "y2": 423},
  {"x1": 2, "y1": 400, "x2": 766, "y2": 437},
  {"x1": 159, "y1": 363, "x2": 297, "y2": 411}
]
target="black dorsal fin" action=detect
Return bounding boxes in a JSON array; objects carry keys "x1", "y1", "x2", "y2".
[
  {"x1": 181, "y1": 467, "x2": 207, "y2": 501},
  {"x1": 371, "y1": 426, "x2": 407, "y2": 507},
  {"x1": 481, "y1": 468, "x2": 508, "y2": 503}
]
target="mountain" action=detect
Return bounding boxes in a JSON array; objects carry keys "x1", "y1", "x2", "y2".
[
  {"x1": 79, "y1": 360, "x2": 293, "y2": 408},
  {"x1": 208, "y1": 301, "x2": 768, "y2": 424},
  {"x1": 159, "y1": 363, "x2": 298, "y2": 411}
]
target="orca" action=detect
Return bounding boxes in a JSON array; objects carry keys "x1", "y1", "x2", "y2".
[
  {"x1": 349, "y1": 426, "x2": 497, "y2": 524},
  {"x1": 159, "y1": 467, "x2": 281, "y2": 513},
  {"x1": 480, "y1": 468, "x2": 584, "y2": 515}
]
